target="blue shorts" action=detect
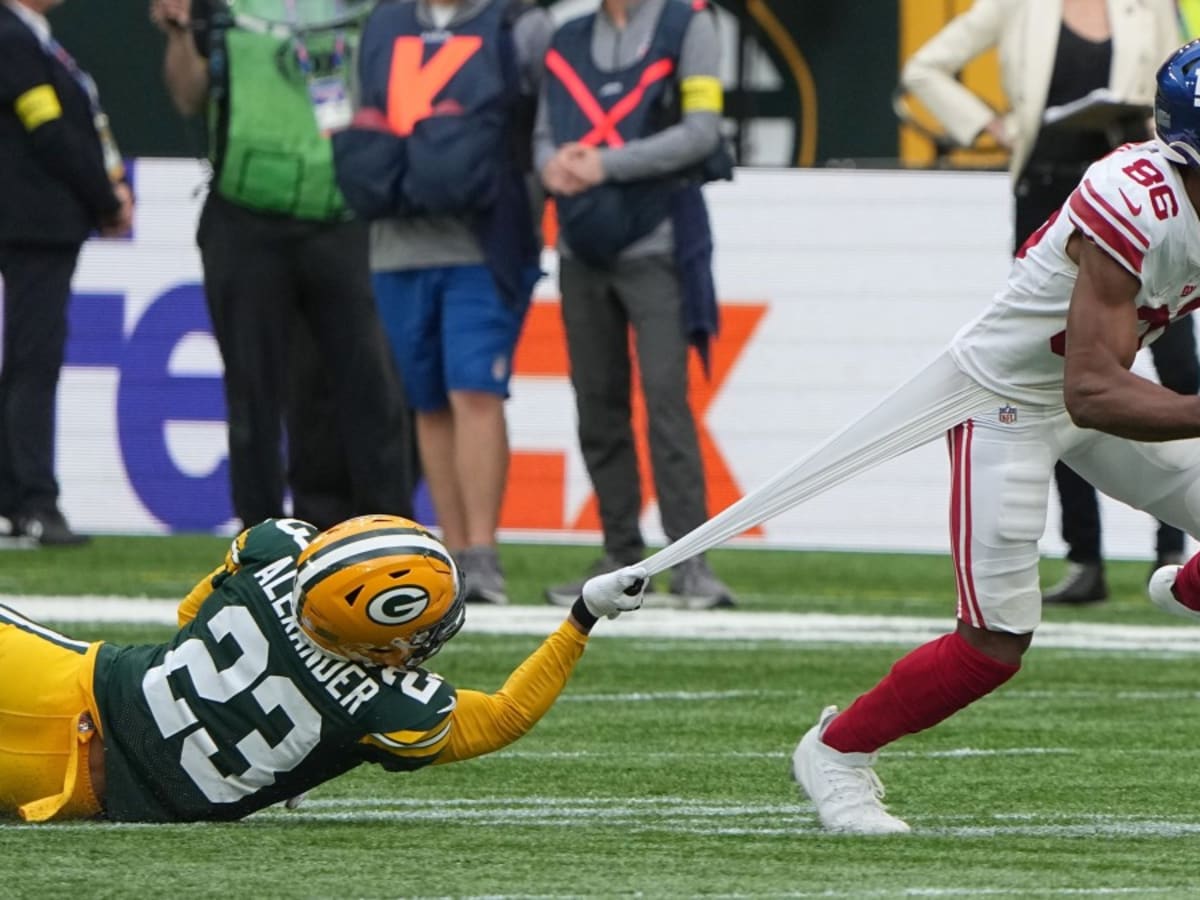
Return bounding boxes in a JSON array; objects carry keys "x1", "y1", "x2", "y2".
[{"x1": 372, "y1": 265, "x2": 533, "y2": 412}]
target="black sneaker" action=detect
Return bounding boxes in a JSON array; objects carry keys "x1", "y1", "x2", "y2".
[
  {"x1": 0, "y1": 514, "x2": 34, "y2": 551},
  {"x1": 18, "y1": 508, "x2": 90, "y2": 547},
  {"x1": 1042, "y1": 561, "x2": 1107, "y2": 605},
  {"x1": 665, "y1": 556, "x2": 737, "y2": 609},
  {"x1": 456, "y1": 545, "x2": 508, "y2": 605}
]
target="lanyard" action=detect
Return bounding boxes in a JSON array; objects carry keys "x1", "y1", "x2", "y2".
[
  {"x1": 33, "y1": 30, "x2": 124, "y2": 182},
  {"x1": 283, "y1": 0, "x2": 347, "y2": 78},
  {"x1": 290, "y1": 30, "x2": 346, "y2": 77}
]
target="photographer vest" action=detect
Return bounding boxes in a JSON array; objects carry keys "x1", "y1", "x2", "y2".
[
  {"x1": 213, "y1": 26, "x2": 351, "y2": 221},
  {"x1": 544, "y1": 0, "x2": 730, "y2": 267},
  {"x1": 333, "y1": 0, "x2": 538, "y2": 306}
]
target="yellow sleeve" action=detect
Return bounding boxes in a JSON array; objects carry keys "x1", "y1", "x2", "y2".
[
  {"x1": 356, "y1": 619, "x2": 590, "y2": 768},
  {"x1": 434, "y1": 619, "x2": 589, "y2": 764},
  {"x1": 176, "y1": 531, "x2": 248, "y2": 627}
]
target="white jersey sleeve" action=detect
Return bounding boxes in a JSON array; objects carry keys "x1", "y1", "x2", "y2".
[
  {"x1": 950, "y1": 142, "x2": 1196, "y2": 409},
  {"x1": 1065, "y1": 147, "x2": 1176, "y2": 279}
]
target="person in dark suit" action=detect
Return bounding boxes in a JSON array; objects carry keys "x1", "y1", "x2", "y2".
[{"x1": 0, "y1": 0, "x2": 133, "y2": 546}]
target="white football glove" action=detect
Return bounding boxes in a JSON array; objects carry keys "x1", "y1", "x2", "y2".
[{"x1": 582, "y1": 565, "x2": 648, "y2": 620}]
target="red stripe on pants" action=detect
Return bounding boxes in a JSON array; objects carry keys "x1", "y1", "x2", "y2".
[{"x1": 948, "y1": 421, "x2": 984, "y2": 627}]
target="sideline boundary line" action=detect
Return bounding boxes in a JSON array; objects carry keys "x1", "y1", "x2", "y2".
[{"x1": 5, "y1": 594, "x2": 1200, "y2": 652}]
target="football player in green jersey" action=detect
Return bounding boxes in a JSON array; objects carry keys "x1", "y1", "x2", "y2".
[{"x1": 0, "y1": 515, "x2": 647, "y2": 822}]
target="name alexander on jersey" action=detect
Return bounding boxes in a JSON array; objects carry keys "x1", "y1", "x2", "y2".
[{"x1": 253, "y1": 555, "x2": 392, "y2": 715}]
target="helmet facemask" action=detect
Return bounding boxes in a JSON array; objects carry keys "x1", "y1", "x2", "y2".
[
  {"x1": 339, "y1": 589, "x2": 467, "y2": 668},
  {"x1": 292, "y1": 515, "x2": 466, "y2": 670}
]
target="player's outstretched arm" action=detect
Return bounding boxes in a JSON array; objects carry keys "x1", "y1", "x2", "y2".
[
  {"x1": 432, "y1": 567, "x2": 648, "y2": 764},
  {"x1": 1063, "y1": 236, "x2": 1200, "y2": 441}
]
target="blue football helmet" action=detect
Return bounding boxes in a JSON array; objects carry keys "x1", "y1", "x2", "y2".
[{"x1": 1156, "y1": 39, "x2": 1200, "y2": 167}]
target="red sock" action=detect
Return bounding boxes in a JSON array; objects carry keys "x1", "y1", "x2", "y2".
[
  {"x1": 822, "y1": 631, "x2": 1020, "y2": 755},
  {"x1": 1171, "y1": 555, "x2": 1200, "y2": 611}
]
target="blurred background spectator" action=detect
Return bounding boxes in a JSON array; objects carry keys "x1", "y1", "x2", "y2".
[
  {"x1": 901, "y1": 0, "x2": 1192, "y2": 605},
  {"x1": 149, "y1": 0, "x2": 413, "y2": 531},
  {"x1": 341, "y1": 0, "x2": 549, "y2": 604},
  {"x1": 536, "y1": 0, "x2": 737, "y2": 608},
  {"x1": 0, "y1": 0, "x2": 133, "y2": 547},
  {"x1": 34, "y1": 1, "x2": 1200, "y2": 572}
]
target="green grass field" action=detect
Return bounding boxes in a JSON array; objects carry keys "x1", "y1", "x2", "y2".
[{"x1": 4, "y1": 539, "x2": 1200, "y2": 898}]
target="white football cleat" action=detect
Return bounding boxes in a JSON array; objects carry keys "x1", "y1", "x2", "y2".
[
  {"x1": 1148, "y1": 565, "x2": 1200, "y2": 621},
  {"x1": 792, "y1": 705, "x2": 911, "y2": 835}
]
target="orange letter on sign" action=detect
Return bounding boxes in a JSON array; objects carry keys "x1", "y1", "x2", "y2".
[
  {"x1": 504, "y1": 300, "x2": 767, "y2": 539},
  {"x1": 386, "y1": 35, "x2": 483, "y2": 136}
]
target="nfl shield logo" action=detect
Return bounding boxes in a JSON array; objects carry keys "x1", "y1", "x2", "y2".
[{"x1": 998, "y1": 405, "x2": 1018, "y2": 424}]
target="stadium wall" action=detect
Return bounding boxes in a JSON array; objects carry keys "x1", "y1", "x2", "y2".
[{"x1": 11, "y1": 159, "x2": 1190, "y2": 560}]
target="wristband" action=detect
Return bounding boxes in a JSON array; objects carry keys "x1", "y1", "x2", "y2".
[{"x1": 571, "y1": 596, "x2": 599, "y2": 629}]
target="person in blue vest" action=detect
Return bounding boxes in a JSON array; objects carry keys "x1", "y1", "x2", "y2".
[
  {"x1": 534, "y1": 0, "x2": 737, "y2": 609},
  {"x1": 336, "y1": 0, "x2": 551, "y2": 605},
  {"x1": 149, "y1": 0, "x2": 414, "y2": 533}
]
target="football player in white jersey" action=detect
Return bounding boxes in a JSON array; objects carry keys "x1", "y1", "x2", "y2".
[
  {"x1": 787, "y1": 39, "x2": 1200, "y2": 835},
  {"x1": 628, "y1": 39, "x2": 1200, "y2": 836}
]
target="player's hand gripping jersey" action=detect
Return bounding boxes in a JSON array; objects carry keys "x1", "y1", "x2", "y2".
[
  {"x1": 92, "y1": 519, "x2": 588, "y2": 821},
  {"x1": 951, "y1": 141, "x2": 1200, "y2": 407}
]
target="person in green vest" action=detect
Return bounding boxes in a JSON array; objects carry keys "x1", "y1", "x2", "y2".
[{"x1": 149, "y1": 0, "x2": 413, "y2": 531}]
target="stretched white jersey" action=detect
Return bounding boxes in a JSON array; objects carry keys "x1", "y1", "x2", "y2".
[{"x1": 950, "y1": 141, "x2": 1200, "y2": 408}]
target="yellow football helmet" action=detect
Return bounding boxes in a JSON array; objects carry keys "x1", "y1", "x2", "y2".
[{"x1": 293, "y1": 515, "x2": 465, "y2": 668}]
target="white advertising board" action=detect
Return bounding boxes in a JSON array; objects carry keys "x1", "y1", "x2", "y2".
[{"x1": 2, "y1": 159, "x2": 1188, "y2": 561}]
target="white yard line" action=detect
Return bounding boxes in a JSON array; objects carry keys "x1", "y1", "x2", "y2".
[
  {"x1": 491, "y1": 747, "x2": 1078, "y2": 760},
  {"x1": 7, "y1": 594, "x2": 1200, "y2": 652},
  {"x1": 18, "y1": 794, "x2": 1200, "y2": 849},
  {"x1": 198, "y1": 799, "x2": 1200, "y2": 842}
]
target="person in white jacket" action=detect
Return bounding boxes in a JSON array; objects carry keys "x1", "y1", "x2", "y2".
[{"x1": 902, "y1": 0, "x2": 1198, "y2": 605}]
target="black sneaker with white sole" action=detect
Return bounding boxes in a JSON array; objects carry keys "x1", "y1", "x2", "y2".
[
  {"x1": 0, "y1": 515, "x2": 34, "y2": 550},
  {"x1": 545, "y1": 554, "x2": 642, "y2": 607},
  {"x1": 1042, "y1": 561, "x2": 1107, "y2": 605},
  {"x1": 456, "y1": 545, "x2": 508, "y2": 605},
  {"x1": 666, "y1": 556, "x2": 736, "y2": 609},
  {"x1": 17, "y1": 508, "x2": 89, "y2": 547}
]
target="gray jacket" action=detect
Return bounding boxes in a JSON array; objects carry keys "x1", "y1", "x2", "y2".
[{"x1": 532, "y1": 0, "x2": 722, "y2": 259}]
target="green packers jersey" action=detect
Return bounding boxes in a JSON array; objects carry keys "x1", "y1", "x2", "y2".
[{"x1": 93, "y1": 519, "x2": 458, "y2": 822}]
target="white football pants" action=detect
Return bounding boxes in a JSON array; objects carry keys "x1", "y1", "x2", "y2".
[{"x1": 641, "y1": 350, "x2": 1200, "y2": 633}]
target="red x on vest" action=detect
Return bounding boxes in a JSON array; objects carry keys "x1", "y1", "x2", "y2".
[{"x1": 545, "y1": 48, "x2": 676, "y2": 148}]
